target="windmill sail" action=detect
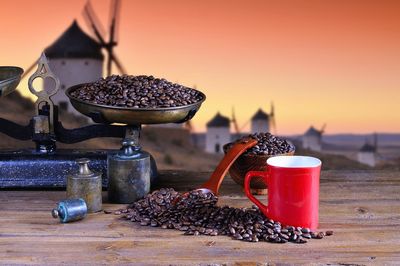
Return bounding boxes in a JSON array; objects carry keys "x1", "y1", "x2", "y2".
[
  {"x1": 108, "y1": 0, "x2": 122, "y2": 44},
  {"x1": 83, "y1": 0, "x2": 126, "y2": 76},
  {"x1": 83, "y1": 1, "x2": 106, "y2": 43},
  {"x1": 270, "y1": 102, "x2": 276, "y2": 134},
  {"x1": 231, "y1": 106, "x2": 240, "y2": 134}
]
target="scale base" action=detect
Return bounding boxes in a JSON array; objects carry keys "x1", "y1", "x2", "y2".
[{"x1": 0, "y1": 149, "x2": 158, "y2": 189}]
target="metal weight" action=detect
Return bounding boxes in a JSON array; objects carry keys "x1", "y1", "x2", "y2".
[
  {"x1": 108, "y1": 138, "x2": 151, "y2": 204},
  {"x1": 51, "y1": 198, "x2": 87, "y2": 223},
  {"x1": 67, "y1": 158, "x2": 102, "y2": 213}
]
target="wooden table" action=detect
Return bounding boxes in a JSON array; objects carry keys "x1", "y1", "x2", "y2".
[{"x1": 1, "y1": 170, "x2": 399, "y2": 265}]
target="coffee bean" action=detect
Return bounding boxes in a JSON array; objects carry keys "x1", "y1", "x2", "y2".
[
  {"x1": 280, "y1": 238, "x2": 288, "y2": 243},
  {"x1": 280, "y1": 233, "x2": 289, "y2": 240},
  {"x1": 234, "y1": 233, "x2": 243, "y2": 240},
  {"x1": 286, "y1": 226, "x2": 295, "y2": 232},
  {"x1": 325, "y1": 230, "x2": 334, "y2": 236},
  {"x1": 298, "y1": 238, "x2": 308, "y2": 244},
  {"x1": 251, "y1": 235, "x2": 259, "y2": 242},
  {"x1": 205, "y1": 229, "x2": 214, "y2": 235}
]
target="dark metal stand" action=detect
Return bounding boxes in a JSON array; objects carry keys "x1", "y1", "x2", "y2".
[
  {"x1": 0, "y1": 107, "x2": 158, "y2": 188},
  {"x1": 0, "y1": 149, "x2": 158, "y2": 189},
  {"x1": 0, "y1": 149, "x2": 109, "y2": 188}
]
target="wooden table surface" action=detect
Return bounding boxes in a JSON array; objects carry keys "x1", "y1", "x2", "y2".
[{"x1": 0, "y1": 170, "x2": 399, "y2": 265}]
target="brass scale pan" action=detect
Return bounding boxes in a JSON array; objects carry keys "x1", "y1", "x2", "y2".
[
  {"x1": 0, "y1": 65, "x2": 205, "y2": 125},
  {"x1": 0, "y1": 66, "x2": 23, "y2": 98},
  {"x1": 66, "y1": 84, "x2": 206, "y2": 125}
]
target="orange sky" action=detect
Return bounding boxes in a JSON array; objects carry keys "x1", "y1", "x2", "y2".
[{"x1": 1, "y1": 0, "x2": 399, "y2": 134}]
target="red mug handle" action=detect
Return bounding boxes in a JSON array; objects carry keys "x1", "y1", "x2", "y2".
[{"x1": 244, "y1": 171, "x2": 269, "y2": 216}]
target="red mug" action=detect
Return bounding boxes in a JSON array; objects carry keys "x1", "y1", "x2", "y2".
[{"x1": 244, "y1": 156, "x2": 321, "y2": 230}]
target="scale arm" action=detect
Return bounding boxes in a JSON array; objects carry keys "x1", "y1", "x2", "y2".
[
  {"x1": 55, "y1": 123, "x2": 126, "y2": 144},
  {"x1": 0, "y1": 118, "x2": 32, "y2": 140}
]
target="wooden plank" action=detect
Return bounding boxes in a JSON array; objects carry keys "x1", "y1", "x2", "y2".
[{"x1": 0, "y1": 170, "x2": 399, "y2": 265}]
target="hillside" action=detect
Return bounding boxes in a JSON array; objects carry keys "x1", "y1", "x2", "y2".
[{"x1": 1, "y1": 90, "x2": 397, "y2": 172}]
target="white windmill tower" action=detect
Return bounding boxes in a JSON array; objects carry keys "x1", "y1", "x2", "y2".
[
  {"x1": 357, "y1": 133, "x2": 378, "y2": 167},
  {"x1": 302, "y1": 124, "x2": 326, "y2": 152},
  {"x1": 250, "y1": 103, "x2": 276, "y2": 134},
  {"x1": 205, "y1": 112, "x2": 231, "y2": 154}
]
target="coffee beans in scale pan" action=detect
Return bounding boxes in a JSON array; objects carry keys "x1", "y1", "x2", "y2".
[
  {"x1": 70, "y1": 75, "x2": 204, "y2": 108},
  {"x1": 223, "y1": 132, "x2": 295, "y2": 194}
]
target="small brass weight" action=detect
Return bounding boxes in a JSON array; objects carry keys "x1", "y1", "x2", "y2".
[{"x1": 67, "y1": 158, "x2": 102, "y2": 213}]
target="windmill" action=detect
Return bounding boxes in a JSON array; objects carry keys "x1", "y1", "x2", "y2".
[
  {"x1": 17, "y1": 0, "x2": 128, "y2": 116},
  {"x1": 21, "y1": 0, "x2": 126, "y2": 80},
  {"x1": 83, "y1": 0, "x2": 126, "y2": 76},
  {"x1": 230, "y1": 102, "x2": 277, "y2": 135}
]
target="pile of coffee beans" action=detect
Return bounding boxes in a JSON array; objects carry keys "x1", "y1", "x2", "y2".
[
  {"x1": 226, "y1": 132, "x2": 294, "y2": 156},
  {"x1": 113, "y1": 188, "x2": 332, "y2": 244},
  {"x1": 70, "y1": 75, "x2": 204, "y2": 108}
]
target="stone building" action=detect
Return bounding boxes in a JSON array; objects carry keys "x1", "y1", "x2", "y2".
[
  {"x1": 357, "y1": 143, "x2": 376, "y2": 167},
  {"x1": 302, "y1": 126, "x2": 322, "y2": 152},
  {"x1": 357, "y1": 135, "x2": 378, "y2": 167},
  {"x1": 205, "y1": 112, "x2": 231, "y2": 154},
  {"x1": 251, "y1": 108, "x2": 270, "y2": 134},
  {"x1": 44, "y1": 20, "x2": 104, "y2": 115}
]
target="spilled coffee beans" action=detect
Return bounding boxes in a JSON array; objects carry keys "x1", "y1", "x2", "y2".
[
  {"x1": 226, "y1": 132, "x2": 294, "y2": 156},
  {"x1": 114, "y1": 188, "x2": 332, "y2": 244},
  {"x1": 70, "y1": 75, "x2": 204, "y2": 108}
]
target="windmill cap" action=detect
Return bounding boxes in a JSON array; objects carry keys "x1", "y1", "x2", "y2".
[
  {"x1": 360, "y1": 143, "x2": 376, "y2": 152},
  {"x1": 251, "y1": 108, "x2": 269, "y2": 121},
  {"x1": 305, "y1": 126, "x2": 322, "y2": 136},
  {"x1": 207, "y1": 112, "x2": 230, "y2": 127},
  {"x1": 45, "y1": 20, "x2": 104, "y2": 60}
]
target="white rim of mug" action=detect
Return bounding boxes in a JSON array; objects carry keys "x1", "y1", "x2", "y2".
[{"x1": 267, "y1": 155, "x2": 322, "y2": 168}]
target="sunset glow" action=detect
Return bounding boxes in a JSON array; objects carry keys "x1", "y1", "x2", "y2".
[{"x1": 1, "y1": 0, "x2": 399, "y2": 134}]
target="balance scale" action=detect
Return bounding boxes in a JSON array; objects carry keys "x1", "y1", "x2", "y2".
[{"x1": 0, "y1": 54, "x2": 205, "y2": 188}]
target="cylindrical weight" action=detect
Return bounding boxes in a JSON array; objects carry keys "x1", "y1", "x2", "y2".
[
  {"x1": 108, "y1": 139, "x2": 151, "y2": 203},
  {"x1": 51, "y1": 198, "x2": 87, "y2": 223},
  {"x1": 67, "y1": 158, "x2": 102, "y2": 213}
]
